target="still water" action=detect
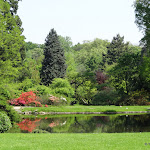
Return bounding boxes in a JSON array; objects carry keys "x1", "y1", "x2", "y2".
[{"x1": 8, "y1": 114, "x2": 150, "y2": 133}]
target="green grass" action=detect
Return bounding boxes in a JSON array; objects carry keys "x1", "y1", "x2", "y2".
[
  {"x1": 21, "y1": 105, "x2": 150, "y2": 113},
  {"x1": 1, "y1": 133, "x2": 150, "y2": 150}
]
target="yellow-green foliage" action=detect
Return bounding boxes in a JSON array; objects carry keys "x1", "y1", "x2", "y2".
[
  {"x1": 50, "y1": 78, "x2": 75, "y2": 98},
  {"x1": 76, "y1": 80, "x2": 97, "y2": 104},
  {"x1": 0, "y1": 112, "x2": 12, "y2": 133}
]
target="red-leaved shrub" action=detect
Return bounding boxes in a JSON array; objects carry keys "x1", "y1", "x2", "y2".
[{"x1": 8, "y1": 91, "x2": 42, "y2": 107}]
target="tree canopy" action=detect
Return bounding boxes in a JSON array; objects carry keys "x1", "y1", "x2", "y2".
[
  {"x1": 0, "y1": 0, "x2": 25, "y2": 83},
  {"x1": 134, "y1": 0, "x2": 150, "y2": 52}
]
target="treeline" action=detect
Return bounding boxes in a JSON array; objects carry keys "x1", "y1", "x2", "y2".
[{"x1": 1, "y1": 0, "x2": 150, "y2": 109}]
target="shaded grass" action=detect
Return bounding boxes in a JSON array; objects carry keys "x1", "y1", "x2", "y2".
[
  {"x1": 1, "y1": 133, "x2": 150, "y2": 150},
  {"x1": 21, "y1": 105, "x2": 150, "y2": 113}
]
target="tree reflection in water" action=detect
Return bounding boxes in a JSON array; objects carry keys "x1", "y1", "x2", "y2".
[{"x1": 14, "y1": 114, "x2": 150, "y2": 133}]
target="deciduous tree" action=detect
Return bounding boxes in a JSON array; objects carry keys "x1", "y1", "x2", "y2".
[
  {"x1": 0, "y1": 0, "x2": 25, "y2": 83},
  {"x1": 134, "y1": 0, "x2": 150, "y2": 52}
]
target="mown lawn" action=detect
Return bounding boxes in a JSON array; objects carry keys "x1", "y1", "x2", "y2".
[
  {"x1": 1, "y1": 133, "x2": 150, "y2": 150},
  {"x1": 21, "y1": 105, "x2": 150, "y2": 113}
]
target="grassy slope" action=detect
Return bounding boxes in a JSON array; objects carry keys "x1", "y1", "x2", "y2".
[
  {"x1": 1, "y1": 133, "x2": 150, "y2": 150},
  {"x1": 21, "y1": 105, "x2": 150, "y2": 113}
]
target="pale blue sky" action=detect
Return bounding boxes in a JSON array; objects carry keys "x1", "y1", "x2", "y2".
[{"x1": 18, "y1": 0, "x2": 143, "y2": 45}]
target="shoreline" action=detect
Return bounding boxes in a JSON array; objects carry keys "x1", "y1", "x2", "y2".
[
  {"x1": 20, "y1": 111, "x2": 150, "y2": 115},
  {"x1": 13, "y1": 106, "x2": 150, "y2": 115}
]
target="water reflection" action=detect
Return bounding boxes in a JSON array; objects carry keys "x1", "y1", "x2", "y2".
[{"x1": 8, "y1": 114, "x2": 150, "y2": 133}]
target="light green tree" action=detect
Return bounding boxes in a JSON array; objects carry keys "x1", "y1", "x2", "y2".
[
  {"x1": 0, "y1": 0, "x2": 25, "y2": 83},
  {"x1": 134, "y1": 0, "x2": 150, "y2": 53}
]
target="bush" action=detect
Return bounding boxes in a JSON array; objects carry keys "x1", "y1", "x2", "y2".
[
  {"x1": 49, "y1": 95, "x2": 68, "y2": 106},
  {"x1": 92, "y1": 88, "x2": 118, "y2": 105},
  {"x1": 50, "y1": 78, "x2": 75, "y2": 98},
  {"x1": 117, "y1": 89, "x2": 150, "y2": 106},
  {"x1": 76, "y1": 81, "x2": 97, "y2": 105},
  {"x1": 28, "y1": 85, "x2": 52, "y2": 96},
  {"x1": 36, "y1": 94, "x2": 51, "y2": 105},
  {"x1": 17, "y1": 79, "x2": 34, "y2": 92},
  {"x1": 36, "y1": 94, "x2": 69, "y2": 106},
  {"x1": 0, "y1": 86, "x2": 10, "y2": 101},
  {"x1": 0, "y1": 83, "x2": 21, "y2": 101},
  {"x1": 0, "y1": 112, "x2": 12, "y2": 133},
  {"x1": 0, "y1": 101, "x2": 20, "y2": 123},
  {"x1": 8, "y1": 91, "x2": 42, "y2": 107},
  {"x1": 28, "y1": 85, "x2": 53, "y2": 105}
]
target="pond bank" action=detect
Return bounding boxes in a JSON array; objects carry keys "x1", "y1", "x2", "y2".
[
  {"x1": 13, "y1": 106, "x2": 150, "y2": 115},
  {"x1": 21, "y1": 111, "x2": 150, "y2": 115}
]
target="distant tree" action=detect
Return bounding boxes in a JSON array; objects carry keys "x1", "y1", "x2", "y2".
[
  {"x1": 109, "y1": 52, "x2": 141, "y2": 96},
  {"x1": 103, "y1": 34, "x2": 129, "y2": 65},
  {"x1": 40, "y1": 29, "x2": 66, "y2": 86},
  {"x1": 72, "y1": 43, "x2": 84, "y2": 51},
  {"x1": 25, "y1": 42, "x2": 44, "y2": 51},
  {"x1": 24, "y1": 47, "x2": 44, "y2": 84},
  {"x1": 73, "y1": 38, "x2": 108, "y2": 72},
  {"x1": 59, "y1": 36, "x2": 73, "y2": 52}
]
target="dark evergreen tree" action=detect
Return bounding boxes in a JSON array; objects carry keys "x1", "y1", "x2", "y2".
[
  {"x1": 40, "y1": 28, "x2": 66, "y2": 86},
  {"x1": 103, "y1": 34, "x2": 129, "y2": 65}
]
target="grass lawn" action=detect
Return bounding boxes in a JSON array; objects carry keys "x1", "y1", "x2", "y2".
[
  {"x1": 21, "y1": 105, "x2": 150, "y2": 113},
  {"x1": 1, "y1": 133, "x2": 150, "y2": 150}
]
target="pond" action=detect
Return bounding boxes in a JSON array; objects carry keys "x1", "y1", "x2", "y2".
[{"x1": 7, "y1": 114, "x2": 150, "y2": 133}]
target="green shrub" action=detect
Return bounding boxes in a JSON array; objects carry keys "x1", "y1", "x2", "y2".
[
  {"x1": 0, "y1": 84, "x2": 21, "y2": 101},
  {"x1": 28, "y1": 85, "x2": 52, "y2": 105},
  {"x1": 118, "y1": 89, "x2": 150, "y2": 106},
  {"x1": 0, "y1": 86, "x2": 10, "y2": 101},
  {"x1": 92, "y1": 88, "x2": 118, "y2": 105},
  {"x1": 76, "y1": 81, "x2": 97, "y2": 105},
  {"x1": 36, "y1": 95, "x2": 51, "y2": 105},
  {"x1": 28, "y1": 85, "x2": 52, "y2": 96},
  {"x1": 18, "y1": 79, "x2": 34, "y2": 92},
  {"x1": 0, "y1": 112, "x2": 12, "y2": 133},
  {"x1": 96, "y1": 83, "x2": 110, "y2": 91},
  {"x1": 0, "y1": 101, "x2": 20, "y2": 123},
  {"x1": 50, "y1": 78, "x2": 75, "y2": 98}
]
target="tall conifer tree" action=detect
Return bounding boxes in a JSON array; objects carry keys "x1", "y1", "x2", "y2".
[{"x1": 41, "y1": 28, "x2": 66, "y2": 86}]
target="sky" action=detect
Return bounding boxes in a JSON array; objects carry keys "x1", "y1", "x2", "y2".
[{"x1": 18, "y1": 0, "x2": 143, "y2": 45}]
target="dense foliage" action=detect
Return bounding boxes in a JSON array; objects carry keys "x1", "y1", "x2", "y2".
[
  {"x1": 102, "y1": 34, "x2": 129, "y2": 66},
  {"x1": 0, "y1": 112, "x2": 12, "y2": 133},
  {"x1": 8, "y1": 91, "x2": 42, "y2": 107},
  {"x1": 134, "y1": 0, "x2": 150, "y2": 51},
  {"x1": 0, "y1": 0, "x2": 25, "y2": 83},
  {"x1": 0, "y1": 0, "x2": 150, "y2": 121}
]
